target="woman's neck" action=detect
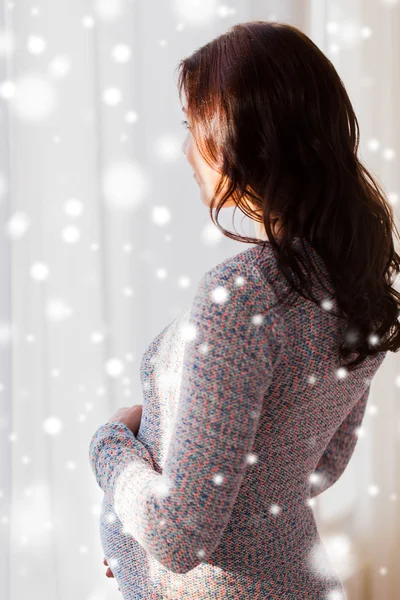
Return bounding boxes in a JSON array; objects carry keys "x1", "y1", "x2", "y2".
[{"x1": 253, "y1": 219, "x2": 268, "y2": 240}]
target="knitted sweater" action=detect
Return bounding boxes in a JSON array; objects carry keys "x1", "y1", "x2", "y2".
[{"x1": 89, "y1": 238, "x2": 387, "y2": 599}]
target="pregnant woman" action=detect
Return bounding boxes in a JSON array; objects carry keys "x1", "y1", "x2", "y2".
[{"x1": 89, "y1": 20, "x2": 400, "y2": 599}]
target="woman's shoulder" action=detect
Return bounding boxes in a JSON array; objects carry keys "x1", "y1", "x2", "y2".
[
  {"x1": 194, "y1": 244, "x2": 285, "y2": 365},
  {"x1": 195, "y1": 244, "x2": 283, "y2": 333},
  {"x1": 202, "y1": 244, "x2": 279, "y2": 299}
]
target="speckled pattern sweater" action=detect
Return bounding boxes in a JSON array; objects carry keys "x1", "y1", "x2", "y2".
[{"x1": 89, "y1": 238, "x2": 387, "y2": 599}]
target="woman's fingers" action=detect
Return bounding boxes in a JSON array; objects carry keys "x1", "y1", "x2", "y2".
[{"x1": 104, "y1": 557, "x2": 114, "y2": 578}]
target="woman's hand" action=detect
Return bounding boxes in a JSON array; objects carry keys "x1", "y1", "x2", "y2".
[
  {"x1": 103, "y1": 557, "x2": 114, "y2": 578},
  {"x1": 107, "y1": 404, "x2": 143, "y2": 436},
  {"x1": 103, "y1": 406, "x2": 142, "y2": 591}
]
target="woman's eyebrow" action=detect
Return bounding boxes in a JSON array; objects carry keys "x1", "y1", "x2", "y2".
[{"x1": 182, "y1": 107, "x2": 187, "y2": 113}]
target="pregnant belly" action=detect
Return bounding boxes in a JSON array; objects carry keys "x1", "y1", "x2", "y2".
[{"x1": 99, "y1": 493, "x2": 158, "y2": 599}]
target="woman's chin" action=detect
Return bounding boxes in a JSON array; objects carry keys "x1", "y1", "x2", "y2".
[{"x1": 199, "y1": 191, "x2": 210, "y2": 207}]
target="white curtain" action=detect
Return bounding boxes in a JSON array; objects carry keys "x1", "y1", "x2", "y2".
[{"x1": 0, "y1": 1, "x2": 398, "y2": 598}]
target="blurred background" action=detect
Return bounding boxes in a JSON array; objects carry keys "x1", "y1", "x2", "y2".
[{"x1": 0, "y1": 0, "x2": 399, "y2": 598}]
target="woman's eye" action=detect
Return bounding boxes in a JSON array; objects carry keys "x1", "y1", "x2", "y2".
[{"x1": 181, "y1": 119, "x2": 190, "y2": 130}]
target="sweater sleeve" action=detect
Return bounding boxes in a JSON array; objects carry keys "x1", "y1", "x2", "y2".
[
  {"x1": 309, "y1": 384, "x2": 371, "y2": 498},
  {"x1": 88, "y1": 264, "x2": 283, "y2": 574}
]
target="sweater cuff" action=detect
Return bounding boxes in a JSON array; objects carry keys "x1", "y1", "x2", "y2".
[{"x1": 88, "y1": 420, "x2": 155, "y2": 494}]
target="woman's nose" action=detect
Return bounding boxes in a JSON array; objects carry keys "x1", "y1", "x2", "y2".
[{"x1": 182, "y1": 133, "x2": 191, "y2": 155}]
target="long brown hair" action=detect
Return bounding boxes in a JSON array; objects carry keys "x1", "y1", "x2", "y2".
[{"x1": 175, "y1": 20, "x2": 400, "y2": 372}]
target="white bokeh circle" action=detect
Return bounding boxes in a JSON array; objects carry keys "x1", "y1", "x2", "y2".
[
  {"x1": 12, "y1": 73, "x2": 57, "y2": 121},
  {"x1": 102, "y1": 161, "x2": 148, "y2": 211}
]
